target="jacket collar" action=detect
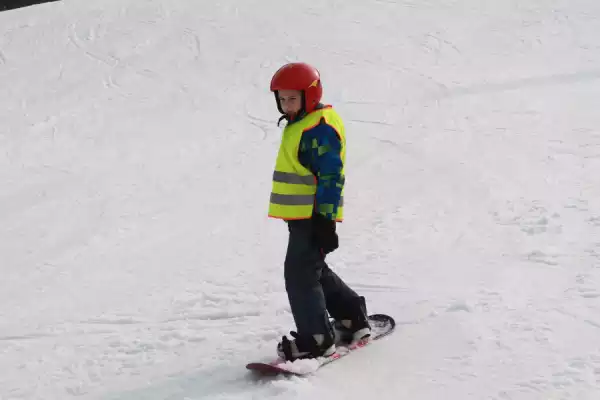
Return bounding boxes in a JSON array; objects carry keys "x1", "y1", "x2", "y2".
[{"x1": 278, "y1": 103, "x2": 326, "y2": 126}]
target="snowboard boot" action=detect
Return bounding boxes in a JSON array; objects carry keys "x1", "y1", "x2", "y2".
[
  {"x1": 333, "y1": 296, "x2": 371, "y2": 344},
  {"x1": 277, "y1": 331, "x2": 336, "y2": 361}
]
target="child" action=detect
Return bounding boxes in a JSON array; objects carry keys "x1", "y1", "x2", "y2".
[{"x1": 268, "y1": 62, "x2": 371, "y2": 361}]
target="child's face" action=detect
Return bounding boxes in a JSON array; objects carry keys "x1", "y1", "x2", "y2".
[{"x1": 278, "y1": 89, "x2": 302, "y2": 117}]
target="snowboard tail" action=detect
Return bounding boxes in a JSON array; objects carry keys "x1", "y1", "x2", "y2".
[{"x1": 246, "y1": 314, "x2": 395, "y2": 376}]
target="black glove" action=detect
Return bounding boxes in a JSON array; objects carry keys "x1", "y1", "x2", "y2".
[{"x1": 312, "y1": 213, "x2": 339, "y2": 255}]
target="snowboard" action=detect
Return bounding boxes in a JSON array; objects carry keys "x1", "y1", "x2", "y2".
[{"x1": 246, "y1": 314, "x2": 395, "y2": 376}]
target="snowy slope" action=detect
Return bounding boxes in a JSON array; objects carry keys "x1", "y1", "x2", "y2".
[{"x1": 1, "y1": 0, "x2": 600, "y2": 399}]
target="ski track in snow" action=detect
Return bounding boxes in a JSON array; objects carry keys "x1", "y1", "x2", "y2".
[{"x1": 2, "y1": 0, "x2": 600, "y2": 399}]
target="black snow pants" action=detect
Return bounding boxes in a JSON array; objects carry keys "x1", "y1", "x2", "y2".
[{"x1": 284, "y1": 219, "x2": 362, "y2": 337}]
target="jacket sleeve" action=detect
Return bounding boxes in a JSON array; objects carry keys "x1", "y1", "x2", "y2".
[{"x1": 298, "y1": 121, "x2": 344, "y2": 221}]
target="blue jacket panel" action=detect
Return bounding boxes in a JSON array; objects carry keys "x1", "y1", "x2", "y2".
[{"x1": 298, "y1": 119, "x2": 344, "y2": 221}]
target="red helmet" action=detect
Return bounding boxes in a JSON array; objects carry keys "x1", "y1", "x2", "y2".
[{"x1": 270, "y1": 62, "x2": 323, "y2": 113}]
